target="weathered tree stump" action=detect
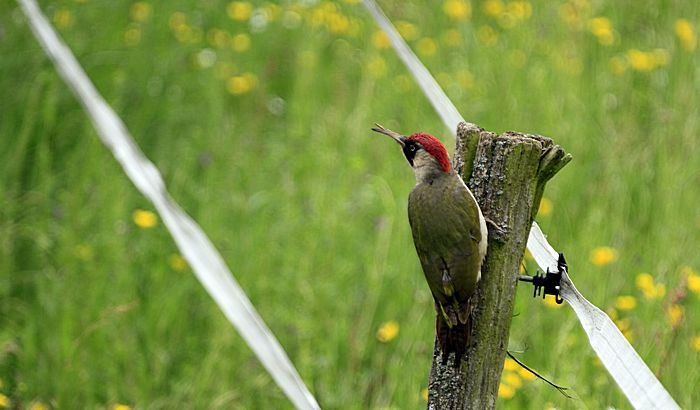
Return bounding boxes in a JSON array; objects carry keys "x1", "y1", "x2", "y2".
[{"x1": 427, "y1": 122, "x2": 571, "y2": 409}]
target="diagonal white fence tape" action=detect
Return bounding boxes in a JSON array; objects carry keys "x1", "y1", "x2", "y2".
[
  {"x1": 18, "y1": 0, "x2": 320, "y2": 409},
  {"x1": 362, "y1": 0, "x2": 467, "y2": 136},
  {"x1": 527, "y1": 225, "x2": 679, "y2": 409},
  {"x1": 363, "y1": 1, "x2": 680, "y2": 408}
]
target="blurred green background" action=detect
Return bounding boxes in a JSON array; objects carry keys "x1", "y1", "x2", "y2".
[{"x1": 1, "y1": 0, "x2": 699, "y2": 408}]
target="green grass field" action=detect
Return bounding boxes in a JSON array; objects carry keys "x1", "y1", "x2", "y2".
[{"x1": 1, "y1": 0, "x2": 699, "y2": 408}]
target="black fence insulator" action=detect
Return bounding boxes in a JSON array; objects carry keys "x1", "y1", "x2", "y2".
[{"x1": 519, "y1": 253, "x2": 567, "y2": 304}]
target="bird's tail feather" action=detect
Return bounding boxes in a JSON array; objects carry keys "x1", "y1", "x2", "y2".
[{"x1": 435, "y1": 299, "x2": 473, "y2": 367}]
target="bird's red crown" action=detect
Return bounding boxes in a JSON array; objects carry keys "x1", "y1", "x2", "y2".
[{"x1": 408, "y1": 132, "x2": 451, "y2": 173}]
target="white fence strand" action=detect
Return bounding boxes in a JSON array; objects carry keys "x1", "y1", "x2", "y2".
[
  {"x1": 527, "y1": 225, "x2": 679, "y2": 410},
  {"x1": 18, "y1": 0, "x2": 320, "y2": 409},
  {"x1": 363, "y1": 1, "x2": 680, "y2": 408},
  {"x1": 362, "y1": 0, "x2": 467, "y2": 137}
]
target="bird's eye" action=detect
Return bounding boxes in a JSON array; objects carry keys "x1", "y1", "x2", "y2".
[{"x1": 408, "y1": 145, "x2": 417, "y2": 152}]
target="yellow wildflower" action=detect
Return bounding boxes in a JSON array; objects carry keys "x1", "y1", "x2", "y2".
[
  {"x1": 326, "y1": 12, "x2": 350, "y2": 34},
  {"x1": 371, "y1": 31, "x2": 390, "y2": 49},
  {"x1": 497, "y1": 13, "x2": 516, "y2": 30},
  {"x1": 692, "y1": 336, "x2": 700, "y2": 352},
  {"x1": 555, "y1": 51, "x2": 583, "y2": 76},
  {"x1": 0, "y1": 393, "x2": 10, "y2": 408},
  {"x1": 346, "y1": 18, "x2": 362, "y2": 38},
  {"x1": 29, "y1": 402, "x2": 50, "y2": 410},
  {"x1": 416, "y1": 37, "x2": 437, "y2": 57},
  {"x1": 608, "y1": 56, "x2": 627, "y2": 75},
  {"x1": 282, "y1": 10, "x2": 302, "y2": 29},
  {"x1": 111, "y1": 405, "x2": 132, "y2": 410},
  {"x1": 396, "y1": 21, "x2": 418, "y2": 41},
  {"x1": 443, "y1": 0, "x2": 471, "y2": 20},
  {"x1": 508, "y1": 1, "x2": 532, "y2": 20},
  {"x1": 483, "y1": 0, "x2": 504, "y2": 17},
  {"x1": 543, "y1": 295, "x2": 564, "y2": 309},
  {"x1": 53, "y1": 8, "x2": 74, "y2": 29},
  {"x1": 666, "y1": 304, "x2": 684, "y2": 328},
  {"x1": 318, "y1": 2, "x2": 337, "y2": 14},
  {"x1": 227, "y1": 1, "x2": 253, "y2": 21},
  {"x1": 538, "y1": 197, "x2": 553, "y2": 216},
  {"x1": 231, "y1": 33, "x2": 251, "y2": 52},
  {"x1": 75, "y1": 243, "x2": 94, "y2": 261},
  {"x1": 622, "y1": 328, "x2": 634, "y2": 342},
  {"x1": 173, "y1": 23, "x2": 193, "y2": 43},
  {"x1": 614, "y1": 295, "x2": 637, "y2": 311},
  {"x1": 168, "y1": 12, "x2": 187, "y2": 30},
  {"x1": 130, "y1": 2, "x2": 152, "y2": 22},
  {"x1": 517, "y1": 366, "x2": 537, "y2": 381},
  {"x1": 636, "y1": 273, "x2": 654, "y2": 290},
  {"x1": 497, "y1": 383, "x2": 515, "y2": 399},
  {"x1": 132, "y1": 209, "x2": 158, "y2": 229},
  {"x1": 635, "y1": 273, "x2": 665, "y2": 299},
  {"x1": 652, "y1": 284, "x2": 666, "y2": 299},
  {"x1": 367, "y1": 56, "x2": 387, "y2": 78},
  {"x1": 456, "y1": 69, "x2": 474, "y2": 90},
  {"x1": 124, "y1": 25, "x2": 142, "y2": 47},
  {"x1": 615, "y1": 318, "x2": 633, "y2": 341},
  {"x1": 675, "y1": 19, "x2": 697, "y2": 51},
  {"x1": 376, "y1": 320, "x2": 399, "y2": 343},
  {"x1": 308, "y1": 7, "x2": 325, "y2": 27},
  {"x1": 226, "y1": 72, "x2": 258, "y2": 95},
  {"x1": 590, "y1": 246, "x2": 617, "y2": 267},
  {"x1": 207, "y1": 29, "x2": 230, "y2": 49},
  {"x1": 626, "y1": 49, "x2": 667, "y2": 72},
  {"x1": 589, "y1": 16, "x2": 614, "y2": 46},
  {"x1": 559, "y1": 3, "x2": 579, "y2": 27},
  {"x1": 615, "y1": 318, "x2": 632, "y2": 333},
  {"x1": 420, "y1": 388, "x2": 429, "y2": 401},
  {"x1": 477, "y1": 25, "x2": 498, "y2": 46},
  {"x1": 169, "y1": 254, "x2": 188, "y2": 272},
  {"x1": 264, "y1": 3, "x2": 282, "y2": 20},
  {"x1": 503, "y1": 357, "x2": 518, "y2": 371},
  {"x1": 683, "y1": 266, "x2": 700, "y2": 295},
  {"x1": 393, "y1": 74, "x2": 413, "y2": 92},
  {"x1": 502, "y1": 372, "x2": 522, "y2": 389},
  {"x1": 442, "y1": 29, "x2": 462, "y2": 47}
]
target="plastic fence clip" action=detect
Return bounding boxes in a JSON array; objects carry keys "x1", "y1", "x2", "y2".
[{"x1": 519, "y1": 253, "x2": 566, "y2": 304}]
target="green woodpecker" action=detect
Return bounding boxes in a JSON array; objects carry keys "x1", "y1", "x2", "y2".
[{"x1": 372, "y1": 124, "x2": 488, "y2": 335}]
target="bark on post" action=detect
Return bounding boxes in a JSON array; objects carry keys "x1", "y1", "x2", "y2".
[{"x1": 427, "y1": 122, "x2": 571, "y2": 409}]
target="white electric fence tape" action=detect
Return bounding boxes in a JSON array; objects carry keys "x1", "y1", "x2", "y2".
[
  {"x1": 18, "y1": 1, "x2": 320, "y2": 409},
  {"x1": 527, "y1": 225, "x2": 679, "y2": 409},
  {"x1": 363, "y1": 0, "x2": 467, "y2": 136},
  {"x1": 363, "y1": 1, "x2": 680, "y2": 408}
]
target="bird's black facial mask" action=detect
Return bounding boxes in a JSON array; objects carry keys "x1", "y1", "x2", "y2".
[{"x1": 401, "y1": 138, "x2": 421, "y2": 167}]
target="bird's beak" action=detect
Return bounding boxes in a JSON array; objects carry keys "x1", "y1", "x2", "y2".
[{"x1": 371, "y1": 123, "x2": 405, "y2": 147}]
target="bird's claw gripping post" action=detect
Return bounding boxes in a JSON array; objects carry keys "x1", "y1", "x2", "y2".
[
  {"x1": 485, "y1": 217, "x2": 508, "y2": 242},
  {"x1": 519, "y1": 253, "x2": 567, "y2": 304}
]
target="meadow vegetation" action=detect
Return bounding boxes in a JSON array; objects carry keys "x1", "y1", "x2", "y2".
[{"x1": 1, "y1": 0, "x2": 699, "y2": 408}]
